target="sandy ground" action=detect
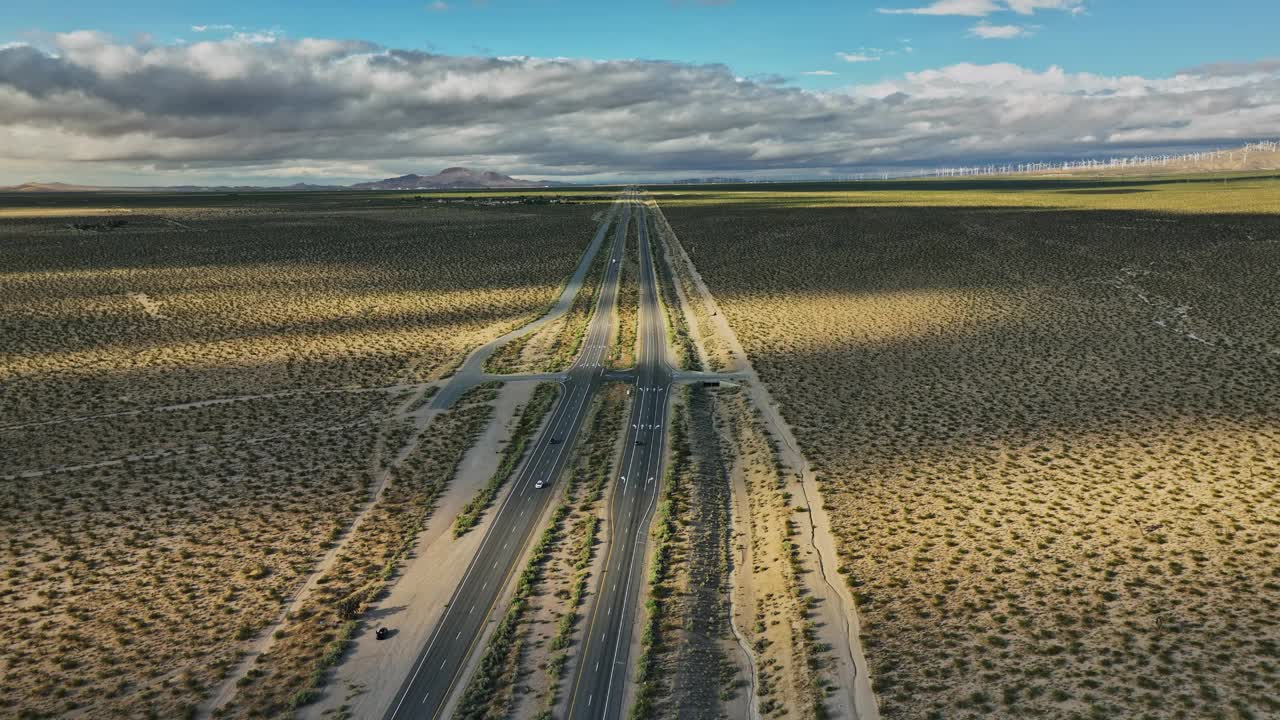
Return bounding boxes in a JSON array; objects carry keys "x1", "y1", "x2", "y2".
[
  {"x1": 509, "y1": 520, "x2": 603, "y2": 719},
  {"x1": 656, "y1": 196, "x2": 879, "y2": 720},
  {"x1": 783, "y1": 434, "x2": 877, "y2": 720},
  {"x1": 721, "y1": 393, "x2": 818, "y2": 717},
  {"x1": 0, "y1": 382, "x2": 428, "y2": 433},
  {"x1": 301, "y1": 381, "x2": 538, "y2": 719},
  {"x1": 519, "y1": 314, "x2": 569, "y2": 369},
  {"x1": 726, "y1": 458, "x2": 763, "y2": 720}
]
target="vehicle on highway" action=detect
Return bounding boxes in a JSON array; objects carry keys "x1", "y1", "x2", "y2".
[
  {"x1": 535, "y1": 480, "x2": 545, "y2": 489},
  {"x1": 550, "y1": 437, "x2": 561, "y2": 444}
]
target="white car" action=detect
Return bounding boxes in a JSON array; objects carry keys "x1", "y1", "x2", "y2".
[{"x1": 534, "y1": 480, "x2": 545, "y2": 489}]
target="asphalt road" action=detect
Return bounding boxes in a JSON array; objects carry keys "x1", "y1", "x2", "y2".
[
  {"x1": 384, "y1": 192, "x2": 636, "y2": 720},
  {"x1": 566, "y1": 199, "x2": 674, "y2": 720}
]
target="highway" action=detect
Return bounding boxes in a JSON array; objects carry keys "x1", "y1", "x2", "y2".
[
  {"x1": 384, "y1": 192, "x2": 637, "y2": 720},
  {"x1": 566, "y1": 199, "x2": 673, "y2": 720}
]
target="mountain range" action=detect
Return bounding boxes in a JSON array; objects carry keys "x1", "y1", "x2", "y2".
[
  {"x1": 0, "y1": 168, "x2": 568, "y2": 193},
  {"x1": 351, "y1": 167, "x2": 568, "y2": 190}
]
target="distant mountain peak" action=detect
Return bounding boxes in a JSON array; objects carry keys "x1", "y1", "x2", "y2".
[
  {"x1": 351, "y1": 167, "x2": 566, "y2": 190},
  {"x1": 5, "y1": 181, "x2": 103, "y2": 192}
]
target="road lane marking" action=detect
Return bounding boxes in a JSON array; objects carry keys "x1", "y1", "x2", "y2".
[{"x1": 388, "y1": 373, "x2": 576, "y2": 720}]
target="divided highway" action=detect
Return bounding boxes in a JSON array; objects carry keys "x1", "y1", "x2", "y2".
[
  {"x1": 566, "y1": 200, "x2": 674, "y2": 720},
  {"x1": 384, "y1": 193, "x2": 636, "y2": 720}
]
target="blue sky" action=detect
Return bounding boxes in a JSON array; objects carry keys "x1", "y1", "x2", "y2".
[{"x1": 1, "y1": 1, "x2": 1278, "y2": 184}]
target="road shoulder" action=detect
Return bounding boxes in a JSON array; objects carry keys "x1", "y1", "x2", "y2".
[{"x1": 302, "y1": 381, "x2": 539, "y2": 719}]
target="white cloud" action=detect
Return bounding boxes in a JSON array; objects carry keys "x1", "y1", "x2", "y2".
[
  {"x1": 803, "y1": 70, "x2": 837, "y2": 76},
  {"x1": 879, "y1": 0, "x2": 1001, "y2": 16},
  {"x1": 837, "y1": 51, "x2": 881, "y2": 63},
  {"x1": 429, "y1": 1, "x2": 450, "y2": 11},
  {"x1": 1005, "y1": 0, "x2": 1084, "y2": 15},
  {"x1": 879, "y1": 0, "x2": 1082, "y2": 16},
  {"x1": 189, "y1": 26, "x2": 281, "y2": 43},
  {"x1": 0, "y1": 33, "x2": 1275, "y2": 182},
  {"x1": 969, "y1": 22, "x2": 1033, "y2": 38},
  {"x1": 232, "y1": 30, "x2": 282, "y2": 44}
]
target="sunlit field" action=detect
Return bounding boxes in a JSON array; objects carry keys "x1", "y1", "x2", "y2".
[
  {"x1": 0, "y1": 193, "x2": 595, "y2": 718},
  {"x1": 650, "y1": 173, "x2": 1280, "y2": 214},
  {"x1": 1, "y1": 194, "x2": 597, "y2": 421},
  {"x1": 658, "y1": 176, "x2": 1280, "y2": 720}
]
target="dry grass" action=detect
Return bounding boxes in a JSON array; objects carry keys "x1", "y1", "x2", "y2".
[
  {"x1": 662, "y1": 180, "x2": 1280, "y2": 720},
  {"x1": 647, "y1": 202, "x2": 732, "y2": 372},
  {"x1": 644, "y1": 208, "x2": 701, "y2": 372},
  {"x1": 650, "y1": 174, "x2": 1280, "y2": 215},
  {"x1": 2, "y1": 201, "x2": 594, "y2": 423},
  {"x1": 717, "y1": 388, "x2": 828, "y2": 719},
  {"x1": 610, "y1": 217, "x2": 640, "y2": 370},
  {"x1": 226, "y1": 383, "x2": 497, "y2": 717},
  {"x1": 0, "y1": 393, "x2": 385, "y2": 719},
  {"x1": 0, "y1": 194, "x2": 597, "y2": 718},
  {"x1": 485, "y1": 215, "x2": 615, "y2": 375},
  {"x1": 633, "y1": 386, "x2": 738, "y2": 719}
]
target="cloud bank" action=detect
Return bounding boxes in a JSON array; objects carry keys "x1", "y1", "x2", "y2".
[{"x1": 0, "y1": 32, "x2": 1276, "y2": 182}]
